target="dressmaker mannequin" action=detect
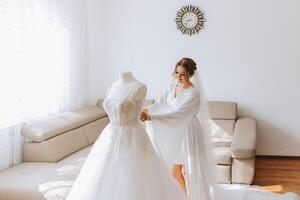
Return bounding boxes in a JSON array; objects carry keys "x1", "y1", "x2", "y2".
[{"x1": 108, "y1": 71, "x2": 147, "y2": 101}]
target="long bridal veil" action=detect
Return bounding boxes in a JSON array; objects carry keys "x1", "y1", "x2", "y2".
[{"x1": 187, "y1": 70, "x2": 217, "y2": 200}]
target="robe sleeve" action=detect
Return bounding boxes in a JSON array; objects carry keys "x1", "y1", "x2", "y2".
[
  {"x1": 146, "y1": 89, "x2": 200, "y2": 167},
  {"x1": 146, "y1": 82, "x2": 175, "y2": 113},
  {"x1": 149, "y1": 91, "x2": 200, "y2": 122}
]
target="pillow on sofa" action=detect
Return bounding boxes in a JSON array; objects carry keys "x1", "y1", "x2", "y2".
[{"x1": 208, "y1": 119, "x2": 232, "y2": 147}]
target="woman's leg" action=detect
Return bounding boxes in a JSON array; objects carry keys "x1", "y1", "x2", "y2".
[{"x1": 172, "y1": 164, "x2": 187, "y2": 193}]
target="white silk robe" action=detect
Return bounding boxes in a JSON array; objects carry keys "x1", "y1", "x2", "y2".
[
  {"x1": 146, "y1": 82, "x2": 213, "y2": 200},
  {"x1": 146, "y1": 82, "x2": 200, "y2": 167}
]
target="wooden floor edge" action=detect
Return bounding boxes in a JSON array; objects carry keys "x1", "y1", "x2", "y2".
[{"x1": 256, "y1": 155, "x2": 300, "y2": 159}]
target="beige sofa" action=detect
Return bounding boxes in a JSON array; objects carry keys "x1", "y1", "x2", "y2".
[
  {"x1": 0, "y1": 104, "x2": 109, "y2": 200},
  {"x1": 209, "y1": 101, "x2": 257, "y2": 184},
  {"x1": 0, "y1": 100, "x2": 256, "y2": 200}
]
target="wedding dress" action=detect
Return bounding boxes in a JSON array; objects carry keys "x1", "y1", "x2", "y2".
[{"x1": 66, "y1": 82, "x2": 187, "y2": 200}]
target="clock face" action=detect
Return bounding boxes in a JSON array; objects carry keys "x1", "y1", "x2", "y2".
[
  {"x1": 182, "y1": 12, "x2": 198, "y2": 29},
  {"x1": 175, "y1": 5, "x2": 205, "y2": 36}
]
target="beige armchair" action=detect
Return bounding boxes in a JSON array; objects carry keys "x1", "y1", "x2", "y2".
[{"x1": 208, "y1": 101, "x2": 257, "y2": 184}]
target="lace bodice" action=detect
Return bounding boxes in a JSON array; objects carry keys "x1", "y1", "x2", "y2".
[{"x1": 102, "y1": 84, "x2": 144, "y2": 127}]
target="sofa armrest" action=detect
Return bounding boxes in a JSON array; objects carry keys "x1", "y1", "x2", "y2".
[{"x1": 231, "y1": 117, "x2": 257, "y2": 159}]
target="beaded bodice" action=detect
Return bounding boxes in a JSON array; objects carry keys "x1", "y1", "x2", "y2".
[{"x1": 102, "y1": 84, "x2": 144, "y2": 128}]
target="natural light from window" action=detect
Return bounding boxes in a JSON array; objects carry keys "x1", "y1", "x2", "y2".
[{"x1": 0, "y1": 2, "x2": 69, "y2": 128}]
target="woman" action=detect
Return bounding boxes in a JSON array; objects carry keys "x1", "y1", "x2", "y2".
[
  {"x1": 140, "y1": 57, "x2": 214, "y2": 200},
  {"x1": 141, "y1": 57, "x2": 300, "y2": 200}
]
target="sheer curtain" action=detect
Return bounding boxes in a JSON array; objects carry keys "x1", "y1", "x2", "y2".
[{"x1": 0, "y1": 0, "x2": 88, "y2": 171}]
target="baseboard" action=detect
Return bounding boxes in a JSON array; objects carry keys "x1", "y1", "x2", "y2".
[{"x1": 256, "y1": 155, "x2": 300, "y2": 159}]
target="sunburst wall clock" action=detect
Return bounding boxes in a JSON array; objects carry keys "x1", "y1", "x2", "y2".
[{"x1": 175, "y1": 5, "x2": 205, "y2": 36}]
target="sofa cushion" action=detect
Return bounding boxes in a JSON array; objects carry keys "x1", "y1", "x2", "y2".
[
  {"x1": 96, "y1": 99, "x2": 104, "y2": 109},
  {"x1": 23, "y1": 127, "x2": 90, "y2": 163},
  {"x1": 214, "y1": 146, "x2": 232, "y2": 165},
  {"x1": 212, "y1": 138, "x2": 231, "y2": 147},
  {"x1": 208, "y1": 101, "x2": 237, "y2": 120},
  {"x1": 0, "y1": 146, "x2": 91, "y2": 200},
  {"x1": 216, "y1": 165, "x2": 231, "y2": 184},
  {"x1": 22, "y1": 106, "x2": 107, "y2": 142},
  {"x1": 209, "y1": 119, "x2": 235, "y2": 138},
  {"x1": 0, "y1": 163, "x2": 56, "y2": 200},
  {"x1": 232, "y1": 158, "x2": 255, "y2": 184},
  {"x1": 23, "y1": 116, "x2": 109, "y2": 163},
  {"x1": 231, "y1": 118, "x2": 256, "y2": 159},
  {"x1": 83, "y1": 117, "x2": 109, "y2": 144}
]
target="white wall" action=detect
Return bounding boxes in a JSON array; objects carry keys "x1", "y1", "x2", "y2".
[{"x1": 86, "y1": 0, "x2": 300, "y2": 156}]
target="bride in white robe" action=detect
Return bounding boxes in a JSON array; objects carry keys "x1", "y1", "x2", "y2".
[
  {"x1": 141, "y1": 58, "x2": 214, "y2": 199},
  {"x1": 146, "y1": 81, "x2": 212, "y2": 198},
  {"x1": 141, "y1": 57, "x2": 300, "y2": 200}
]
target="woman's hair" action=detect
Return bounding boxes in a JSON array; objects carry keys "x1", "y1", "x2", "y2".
[{"x1": 173, "y1": 57, "x2": 197, "y2": 77}]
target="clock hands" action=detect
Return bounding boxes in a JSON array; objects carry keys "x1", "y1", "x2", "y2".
[{"x1": 184, "y1": 18, "x2": 192, "y2": 26}]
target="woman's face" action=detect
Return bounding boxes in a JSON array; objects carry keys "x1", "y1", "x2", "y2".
[{"x1": 175, "y1": 65, "x2": 189, "y2": 84}]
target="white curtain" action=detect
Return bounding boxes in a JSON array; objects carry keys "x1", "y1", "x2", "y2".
[{"x1": 0, "y1": 0, "x2": 88, "y2": 171}]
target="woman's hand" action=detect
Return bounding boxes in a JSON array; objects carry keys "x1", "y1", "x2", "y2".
[{"x1": 140, "y1": 111, "x2": 151, "y2": 122}]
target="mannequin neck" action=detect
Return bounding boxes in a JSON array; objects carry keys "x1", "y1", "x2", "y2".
[
  {"x1": 119, "y1": 71, "x2": 136, "y2": 82},
  {"x1": 109, "y1": 71, "x2": 141, "y2": 99}
]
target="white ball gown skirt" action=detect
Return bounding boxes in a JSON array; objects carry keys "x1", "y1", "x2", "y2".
[{"x1": 66, "y1": 123, "x2": 187, "y2": 200}]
